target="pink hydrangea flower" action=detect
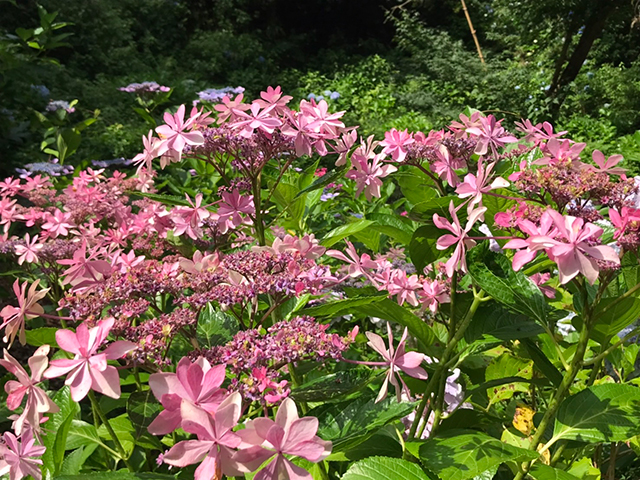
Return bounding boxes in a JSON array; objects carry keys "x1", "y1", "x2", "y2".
[
  {"x1": 216, "y1": 190, "x2": 254, "y2": 234},
  {"x1": 234, "y1": 397, "x2": 332, "y2": 480},
  {"x1": 163, "y1": 393, "x2": 247, "y2": 480},
  {"x1": 345, "y1": 154, "x2": 397, "y2": 200},
  {"x1": 14, "y1": 234, "x2": 43, "y2": 265},
  {"x1": 148, "y1": 357, "x2": 227, "y2": 435},
  {"x1": 44, "y1": 318, "x2": 135, "y2": 401},
  {"x1": 41, "y1": 209, "x2": 74, "y2": 238},
  {"x1": 366, "y1": 323, "x2": 428, "y2": 402},
  {"x1": 419, "y1": 279, "x2": 451, "y2": 314},
  {"x1": 231, "y1": 103, "x2": 282, "y2": 138},
  {"x1": 466, "y1": 115, "x2": 518, "y2": 156},
  {"x1": 455, "y1": 158, "x2": 509, "y2": 207},
  {"x1": 1, "y1": 280, "x2": 49, "y2": 346},
  {"x1": 432, "y1": 145, "x2": 464, "y2": 186},
  {"x1": 380, "y1": 128, "x2": 414, "y2": 162},
  {"x1": 326, "y1": 240, "x2": 378, "y2": 280},
  {"x1": 433, "y1": 202, "x2": 487, "y2": 277},
  {"x1": 254, "y1": 86, "x2": 293, "y2": 115},
  {"x1": 0, "y1": 346, "x2": 58, "y2": 436},
  {"x1": 155, "y1": 105, "x2": 205, "y2": 164},
  {"x1": 583, "y1": 149, "x2": 626, "y2": 176},
  {"x1": 526, "y1": 210, "x2": 620, "y2": 285},
  {"x1": 0, "y1": 429, "x2": 46, "y2": 480}
]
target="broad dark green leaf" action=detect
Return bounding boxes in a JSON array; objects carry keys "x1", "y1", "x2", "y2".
[
  {"x1": 322, "y1": 220, "x2": 374, "y2": 247},
  {"x1": 529, "y1": 464, "x2": 581, "y2": 480},
  {"x1": 66, "y1": 420, "x2": 107, "y2": 451},
  {"x1": 341, "y1": 456, "x2": 430, "y2": 480},
  {"x1": 468, "y1": 250, "x2": 548, "y2": 324},
  {"x1": 302, "y1": 293, "x2": 386, "y2": 318},
  {"x1": 553, "y1": 383, "x2": 640, "y2": 443},
  {"x1": 127, "y1": 390, "x2": 162, "y2": 440},
  {"x1": 466, "y1": 305, "x2": 544, "y2": 342},
  {"x1": 43, "y1": 387, "x2": 79, "y2": 476},
  {"x1": 25, "y1": 327, "x2": 59, "y2": 347},
  {"x1": 591, "y1": 293, "x2": 640, "y2": 344},
  {"x1": 409, "y1": 225, "x2": 445, "y2": 273},
  {"x1": 311, "y1": 396, "x2": 416, "y2": 451},
  {"x1": 520, "y1": 338, "x2": 563, "y2": 387},
  {"x1": 290, "y1": 369, "x2": 372, "y2": 403},
  {"x1": 59, "y1": 445, "x2": 98, "y2": 476},
  {"x1": 417, "y1": 430, "x2": 539, "y2": 480},
  {"x1": 484, "y1": 354, "x2": 533, "y2": 406},
  {"x1": 369, "y1": 213, "x2": 415, "y2": 246},
  {"x1": 196, "y1": 303, "x2": 240, "y2": 348},
  {"x1": 356, "y1": 299, "x2": 436, "y2": 347}
]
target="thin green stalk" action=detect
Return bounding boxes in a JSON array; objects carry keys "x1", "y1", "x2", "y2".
[
  {"x1": 288, "y1": 363, "x2": 307, "y2": 414},
  {"x1": 513, "y1": 307, "x2": 593, "y2": 479},
  {"x1": 425, "y1": 370, "x2": 447, "y2": 438},
  {"x1": 88, "y1": 390, "x2": 134, "y2": 471},
  {"x1": 408, "y1": 289, "x2": 486, "y2": 439}
]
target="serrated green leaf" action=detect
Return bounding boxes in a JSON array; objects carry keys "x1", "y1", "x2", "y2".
[
  {"x1": 417, "y1": 430, "x2": 539, "y2": 480},
  {"x1": 302, "y1": 294, "x2": 387, "y2": 318},
  {"x1": 552, "y1": 383, "x2": 640, "y2": 444},
  {"x1": 290, "y1": 369, "x2": 372, "y2": 403},
  {"x1": 321, "y1": 220, "x2": 374, "y2": 247},
  {"x1": 311, "y1": 396, "x2": 415, "y2": 452},
  {"x1": 591, "y1": 293, "x2": 640, "y2": 344},
  {"x1": 25, "y1": 327, "x2": 59, "y2": 347},
  {"x1": 466, "y1": 305, "x2": 544, "y2": 342},
  {"x1": 127, "y1": 390, "x2": 162, "y2": 440},
  {"x1": 485, "y1": 354, "x2": 533, "y2": 406},
  {"x1": 42, "y1": 387, "x2": 80, "y2": 476},
  {"x1": 196, "y1": 303, "x2": 239, "y2": 348},
  {"x1": 529, "y1": 463, "x2": 581, "y2": 480},
  {"x1": 59, "y1": 445, "x2": 98, "y2": 475},
  {"x1": 341, "y1": 456, "x2": 430, "y2": 480},
  {"x1": 409, "y1": 225, "x2": 445, "y2": 273}
]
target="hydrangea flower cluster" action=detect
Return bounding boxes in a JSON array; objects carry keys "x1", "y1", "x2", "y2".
[{"x1": 118, "y1": 81, "x2": 171, "y2": 94}]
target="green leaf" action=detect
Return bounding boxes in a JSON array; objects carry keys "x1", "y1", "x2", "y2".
[
  {"x1": 127, "y1": 390, "x2": 162, "y2": 441},
  {"x1": 466, "y1": 305, "x2": 544, "y2": 342},
  {"x1": 97, "y1": 414, "x2": 135, "y2": 455},
  {"x1": 369, "y1": 213, "x2": 414, "y2": 246},
  {"x1": 396, "y1": 167, "x2": 438, "y2": 206},
  {"x1": 60, "y1": 445, "x2": 98, "y2": 475},
  {"x1": 295, "y1": 164, "x2": 348, "y2": 198},
  {"x1": 591, "y1": 293, "x2": 640, "y2": 344},
  {"x1": 311, "y1": 396, "x2": 416, "y2": 452},
  {"x1": 196, "y1": 303, "x2": 240, "y2": 348},
  {"x1": 42, "y1": 387, "x2": 80, "y2": 476},
  {"x1": 290, "y1": 369, "x2": 372, "y2": 403},
  {"x1": 356, "y1": 299, "x2": 436, "y2": 347},
  {"x1": 302, "y1": 294, "x2": 387, "y2": 318},
  {"x1": 321, "y1": 220, "x2": 374, "y2": 247},
  {"x1": 417, "y1": 430, "x2": 539, "y2": 480},
  {"x1": 484, "y1": 354, "x2": 533, "y2": 406},
  {"x1": 66, "y1": 420, "x2": 108, "y2": 451},
  {"x1": 341, "y1": 456, "x2": 430, "y2": 480},
  {"x1": 272, "y1": 182, "x2": 306, "y2": 227},
  {"x1": 25, "y1": 327, "x2": 59, "y2": 347},
  {"x1": 552, "y1": 383, "x2": 640, "y2": 443},
  {"x1": 410, "y1": 196, "x2": 462, "y2": 222},
  {"x1": 410, "y1": 225, "x2": 445, "y2": 273},
  {"x1": 529, "y1": 463, "x2": 581, "y2": 480},
  {"x1": 133, "y1": 192, "x2": 190, "y2": 206},
  {"x1": 468, "y1": 250, "x2": 549, "y2": 324},
  {"x1": 520, "y1": 338, "x2": 563, "y2": 387}
]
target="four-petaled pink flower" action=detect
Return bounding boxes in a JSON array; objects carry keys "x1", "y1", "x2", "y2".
[
  {"x1": 609, "y1": 207, "x2": 640, "y2": 240},
  {"x1": 584, "y1": 150, "x2": 626, "y2": 176},
  {"x1": 231, "y1": 103, "x2": 282, "y2": 138},
  {"x1": 0, "y1": 429, "x2": 46, "y2": 480},
  {"x1": 366, "y1": 323, "x2": 428, "y2": 402},
  {"x1": 380, "y1": 128, "x2": 414, "y2": 162},
  {"x1": 132, "y1": 130, "x2": 164, "y2": 172},
  {"x1": 14, "y1": 234, "x2": 43, "y2": 265},
  {"x1": 0, "y1": 346, "x2": 58, "y2": 436},
  {"x1": 345, "y1": 154, "x2": 397, "y2": 200},
  {"x1": 433, "y1": 202, "x2": 487, "y2": 277},
  {"x1": 148, "y1": 357, "x2": 227, "y2": 435},
  {"x1": 1, "y1": 280, "x2": 49, "y2": 346},
  {"x1": 172, "y1": 193, "x2": 211, "y2": 240},
  {"x1": 254, "y1": 86, "x2": 293, "y2": 115},
  {"x1": 214, "y1": 94, "x2": 250, "y2": 123},
  {"x1": 466, "y1": 115, "x2": 518, "y2": 156},
  {"x1": 527, "y1": 209, "x2": 620, "y2": 285},
  {"x1": 326, "y1": 240, "x2": 378, "y2": 280},
  {"x1": 455, "y1": 158, "x2": 509, "y2": 207},
  {"x1": 44, "y1": 318, "x2": 135, "y2": 401},
  {"x1": 503, "y1": 212, "x2": 557, "y2": 271},
  {"x1": 163, "y1": 393, "x2": 247, "y2": 480},
  {"x1": 155, "y1": 104, "x2": 205, "y2": 165},
  {"x1": 386, "y1": 270, "x2": 422, "y2": 307},
  {"x1": 41, "y1": 209, "x2": 74, "y2": 238},
  {"x1": 420, "y1": 279, "x2": 451, "y2": 314},
  {"x1": 234, "y1": 397, "x2": 332, "y2": 480},
  {"x1": 216, "y1": 190, "x2": 254, "y2": 234},
  {"x1": 432, "y1": 145, "x2": 464, "y2": 186}
]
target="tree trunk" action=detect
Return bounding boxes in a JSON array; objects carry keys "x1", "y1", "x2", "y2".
[{"x1": 549, "y1": 0, "x2": 623, "y2": 100}]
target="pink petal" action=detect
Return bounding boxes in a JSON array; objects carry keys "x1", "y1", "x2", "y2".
[
  {"x1": 164, "y1": 440, "x2": 213, "y2": 467},
  {"x1": 55, "y1": 329, "x2": 82, "y2": 356},
  {"x1": 102, "y1": 340, "x2": 135, "y2": 360},
  {"x1": 89, "y1": 365, "x2": 121, "y2": 399}
]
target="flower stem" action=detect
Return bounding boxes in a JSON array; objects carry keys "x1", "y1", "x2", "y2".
[
  {"x1": 513, "y1": 306, "x2": 593, "y2": 479},
  {"x1": 88, "y1": 390, "x2": 134, "y2": 471},
  {"x1": 408, "y1": 289, "x2": 486, "y2": 439}
]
